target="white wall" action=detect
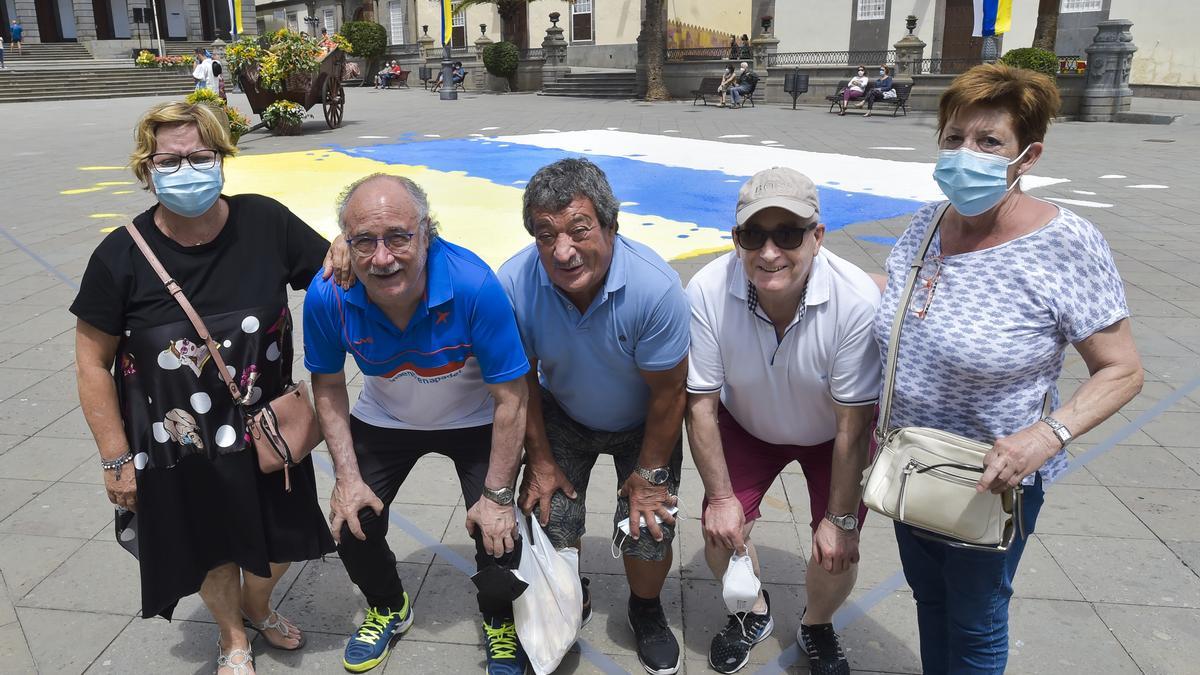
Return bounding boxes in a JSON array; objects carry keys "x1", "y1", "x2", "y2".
[
  {"x1": 775, "y1": 0, "x2": 850, "y2": 52},
  {"x1": 887, "y1": 0, "x2": 938, "y2": 51},
  {"x1": 1109, "y1": 0, "x2": 1199, "y2": 86}
]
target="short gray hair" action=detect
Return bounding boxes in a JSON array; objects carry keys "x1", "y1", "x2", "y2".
[
  {"x1": 522, "y1": 158, "x2": 619, "y2": 236},
  {"x1": 336, "y1": 173, "x2": 440, "y2": 239}
]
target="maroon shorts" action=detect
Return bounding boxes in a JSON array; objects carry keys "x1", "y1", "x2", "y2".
[{"x1": 703, "y1": 405, "x2": 868, "y2": 532}]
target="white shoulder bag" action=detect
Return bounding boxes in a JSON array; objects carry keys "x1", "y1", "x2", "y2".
[{"x1": 860, "y1": 204, "x2": 1026, "y2": 553}]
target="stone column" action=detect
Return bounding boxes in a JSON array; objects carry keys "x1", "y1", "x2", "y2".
[
  {"x1": 474, "y1": 24, "x2": 493, "y2": 90},
  {"x1": 541, "y1": 11, "x2": 569, "y2": 87},
  {"x1": 1080, "y1": 19, "x2": 1138, "y2": 122},
  {"x1": 418, "y1": 27, "x2": 437, "y2": 60},
  {"x1": 72, "y1": 0, "x2": 98, "y2": 41},
  {"x1": 750, "y1": 33, "x2": 778, "y2": 70}
]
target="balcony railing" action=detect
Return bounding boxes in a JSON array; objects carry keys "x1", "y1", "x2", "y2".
[
  {"x1": 766, "y1": 50, "x2": 897, "y2": 67},
  {"x1": 387, "y1": 43, "x2": 421, "y2": 57},
  {"x1": 666, "y1": 47, "x2": 736, "y2": 61},
  {"x1": 520, "y1": 48, "x2": 545, "y2": 60}
]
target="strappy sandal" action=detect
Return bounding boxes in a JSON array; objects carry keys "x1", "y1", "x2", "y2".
[
  {"x1": 242, "y1": 610, "x2": 306, "y2": 651},
  {"x1": 216, "y1": 641, "x2": 254, "y2": 675}
]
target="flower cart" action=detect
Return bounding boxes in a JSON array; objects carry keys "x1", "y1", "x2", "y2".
[
  {"x1": 238, "y1": 48, "x2": 346, "y2": 130},
  {"x1": 228, "y1": 30, "x2": 351, "y2": 132}
]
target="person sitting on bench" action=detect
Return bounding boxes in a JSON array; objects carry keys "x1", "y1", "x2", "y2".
[
  {"x1": 431, "y1": 62, "x2": 466, "y2": 92},
  {"x1": 838, "y1": 66, "x2": 870, "y2": 116},
  {"x1": 718, "y1": 64, "x2": 737, "y2": 108},
  {"x1": 729, "y1": 62, "x2": 759, "y2": 108},
  {"x1": 862, "y1": 65, "x2": 895, "y2": 118},
  {"x1": 376, "y1": 61, "x2": 401, "y2": 89}
]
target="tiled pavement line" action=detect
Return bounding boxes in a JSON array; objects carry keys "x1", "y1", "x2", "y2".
[
  {"x1": 313, "y1": 451, "x2": 630, "y2": 674},
  {"x1": 752, "y1": 373, "x2": 1200, "y2": 675}
]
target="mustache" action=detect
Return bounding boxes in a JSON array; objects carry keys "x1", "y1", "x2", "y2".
[
  {"x1": 554, "y1": 256, "x2": 584, "y2": 270},
  {"x1": 368, "y1": 261, "x2": 402, "y2": 276}
]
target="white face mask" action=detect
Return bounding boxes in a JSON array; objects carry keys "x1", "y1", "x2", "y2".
[{"x1": 721, "y1": 551, "x2": 761, "y2": 615}]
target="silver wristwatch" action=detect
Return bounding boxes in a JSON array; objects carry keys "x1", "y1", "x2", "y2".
[
  {"x1": 482, "y1": 485, "x2": 515, "y2": 505},
  {"x1": 634, "y1": 466, "x2": 671, "y2": 485},
  {"x1": 1040, "y1": 416, "x2": 1073, "y2": 448},
  {"x1": 825, "y1": 511, "x2": 859, "y2": 532}
]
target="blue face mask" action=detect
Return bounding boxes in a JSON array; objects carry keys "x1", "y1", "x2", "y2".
[
  {"x1": 932, "y1": 145, "x2": 1029, "y2": 217},
  {"x1": 152, "y1": 164, "x2": 223, "y2": 218}
]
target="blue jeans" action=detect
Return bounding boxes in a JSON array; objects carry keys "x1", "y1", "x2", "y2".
[
  {"x1": 730, "y1": 84, "x2": 750, "y2": 105},
  {"x1": 894, "y1": 474, "x2": 1045, "y2": 674}
]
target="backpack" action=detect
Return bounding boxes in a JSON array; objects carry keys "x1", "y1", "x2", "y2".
[{"x1": 211, "y1": 61, "x2": 222, "y2": 77}]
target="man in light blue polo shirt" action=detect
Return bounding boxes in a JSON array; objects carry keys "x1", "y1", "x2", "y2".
[
  {"x1": 498, "y1": 158, "x2": 690, "y2": 675},
  {"x1": 303, "y1": 174, "x2": 531, "y2": 675}
]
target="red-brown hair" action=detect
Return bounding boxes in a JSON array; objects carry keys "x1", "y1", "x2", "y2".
[{"x1": 938, "y1": 63, "x2": 1061, "y2": 148}]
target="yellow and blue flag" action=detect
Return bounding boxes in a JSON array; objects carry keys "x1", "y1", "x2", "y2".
[
  {"x1": 972, "y1": 0, "x2": 1012, "y2": 37},
  {"x1": 441, "y1": 0, "x2": 454, "y2": 45}
]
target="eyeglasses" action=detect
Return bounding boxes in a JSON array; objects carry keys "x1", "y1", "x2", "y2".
[
  {"x1": 911, "y1": 256, "x2": 944, "y2": 319},
  {"x1": 733, "y1": 226, "x2": 813, "y2": 251},
  {"x1": 346, "y1": 231, "x2": 418, "y2": 256},
  {"x1": 534, "y1": 224, "x2": 596, "y2": 247},
  {"x1": 149, "y1": 149, "x2": 219, "y2": 175}
]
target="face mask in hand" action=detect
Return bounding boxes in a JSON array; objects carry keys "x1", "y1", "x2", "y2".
[
  {"x1": 152, "y1": 164, "x2": 223, "y2": 218},
  {"x1": 721, "y1": 551, "x2": 761, "y2": 615},
  {"x1": 932, "y1": 145, "x2": 1030, "y2": 217}
]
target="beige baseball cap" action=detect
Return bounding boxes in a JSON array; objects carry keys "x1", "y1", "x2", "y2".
[{"x1": 735, "y1": 167, "x2": 820, "y2": 225}]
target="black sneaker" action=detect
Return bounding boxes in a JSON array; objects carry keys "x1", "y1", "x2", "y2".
[
  {"x1": 797, "y1": 620, "x2": 850, "y2": 675},
  {"x1": 580, "y1": 577, "x2": 592, "y2": 627},
  {"x1": 708, "y1": 590, "x2": 774, "y2": 674},
  {"x1": 626, "y1": 597, "x2": 681, "y2": 675}
]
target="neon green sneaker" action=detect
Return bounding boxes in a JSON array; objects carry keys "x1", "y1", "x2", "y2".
[
  {"x1": 342, "y1": 593, "x2": 414, "y2": 673},
  {"x1": 482, "y1": 616, "x2": 529, "y2": 675}
]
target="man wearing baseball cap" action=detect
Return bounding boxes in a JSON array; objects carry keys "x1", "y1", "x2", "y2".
[{"x1": 685, "y1": 167, "x2": 881, "y2": 674}]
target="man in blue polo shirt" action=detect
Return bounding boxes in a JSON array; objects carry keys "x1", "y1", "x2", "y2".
[
  {"x1": 498, "y1": 158, "x2": 690, "y2": 675},
  {"x1": 304, "y1": 174, "x2": 530, "y2": 674}
]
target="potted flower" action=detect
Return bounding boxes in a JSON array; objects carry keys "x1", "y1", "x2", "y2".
[
  {"x1": 261, "y1": 100, "x2": 308, "y2": 135},
  {"x1": 760, "y1": 15, "x2": 773, "y2": 33},
  {"x1": 185, "y1": 88, "x2": 251, "y2": 145}
]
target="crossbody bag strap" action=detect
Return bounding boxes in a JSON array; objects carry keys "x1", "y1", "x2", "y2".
[
  {"x1": 876, "y1": 203, "x2": 951, "y2": 439},
  {"x1": 124, "y1": 223, "x2": 245, "y2": 403}
]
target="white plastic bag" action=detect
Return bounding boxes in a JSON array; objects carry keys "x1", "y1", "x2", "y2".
[{"x1": 512, "y1": 511, "x2": 583, "y2": 675}]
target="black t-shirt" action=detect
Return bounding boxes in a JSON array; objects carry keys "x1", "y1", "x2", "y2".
[{"x1": 70, "y1": 194, "x2": 328, "y2": 336}]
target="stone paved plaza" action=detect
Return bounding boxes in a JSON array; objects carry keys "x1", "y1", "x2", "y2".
[{"x1": 1, "y1": 87, "x2": 1200, "y2": 674}]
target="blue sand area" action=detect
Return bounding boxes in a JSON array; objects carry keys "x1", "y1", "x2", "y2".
[{"x1": 337, "y1": 138, "x2": 927, "y2": 236}]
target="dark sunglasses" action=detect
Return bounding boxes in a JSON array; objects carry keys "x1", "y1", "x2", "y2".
[{"x1": 733, "y1": 225, "x2": 813, "y2": 251}]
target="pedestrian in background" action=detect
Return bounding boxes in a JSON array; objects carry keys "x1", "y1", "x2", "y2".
[{"x1": 9, "y1": 19, "x2": 22, "y2": 55}]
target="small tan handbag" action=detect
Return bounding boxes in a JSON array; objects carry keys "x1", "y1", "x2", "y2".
[
  {"x1": 126, "y1": 224, "x2": 322, "y2": 491},
  {"x1": 860, "y1": 205, "x2": 1024, "y2": 552}
]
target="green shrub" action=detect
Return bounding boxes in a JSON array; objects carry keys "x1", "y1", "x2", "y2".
[
  {"x1": 482, "y1": 41, "x2": 520, "y2": 79},
  {"x1": 340, "y1": 21, "x2": 386, "y2": 60},
  {"x1": 999, "y1": 48, "x2": 1058, "y2": 77}
]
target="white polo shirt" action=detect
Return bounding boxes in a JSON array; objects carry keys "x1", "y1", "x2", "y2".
[{"x1": 686, "y1": 248, "x2": 882, "y2": 446}]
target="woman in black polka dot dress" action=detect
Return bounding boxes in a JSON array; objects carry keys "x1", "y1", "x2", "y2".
[{"x1": 71, "y1": 101, "x2": 342, "y2": 674}]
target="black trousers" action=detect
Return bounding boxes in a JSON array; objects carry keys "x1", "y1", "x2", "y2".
[{"x1": 337, "y1": 417, "x2": 519, "y2": 619}]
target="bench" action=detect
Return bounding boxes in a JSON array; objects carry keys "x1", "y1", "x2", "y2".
[
  {"x1": 825, "y1": 80, "x2": 852, "y2": 112},
  {"x1": 419, "y1": 65, "x2": 433, "y2": 89},
  {"x1": 691, "y1": 76, "x2": 723, "y2": 106},
  {"x1": 880, "y1": 82, "x2": 912, "y2": 116},
  {"x1": 379, "y1": 69, "x2": 410, "y2": 89},
  {"x1": 827, "y1": 80, "x2": 912, "y2": 116}
]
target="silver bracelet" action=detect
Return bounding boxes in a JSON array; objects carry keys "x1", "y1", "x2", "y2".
[{"x1": 100, "y1": 451, "x2": 134, "y2": 480}]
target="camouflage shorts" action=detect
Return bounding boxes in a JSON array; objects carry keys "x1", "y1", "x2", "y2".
[{"x1": 535, "y1": 389, "x2": 682, "y2": 562}]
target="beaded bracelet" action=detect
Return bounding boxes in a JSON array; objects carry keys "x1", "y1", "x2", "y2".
[{"x1": 100, "y1": 451, "x2": 134, "y2": 480}]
